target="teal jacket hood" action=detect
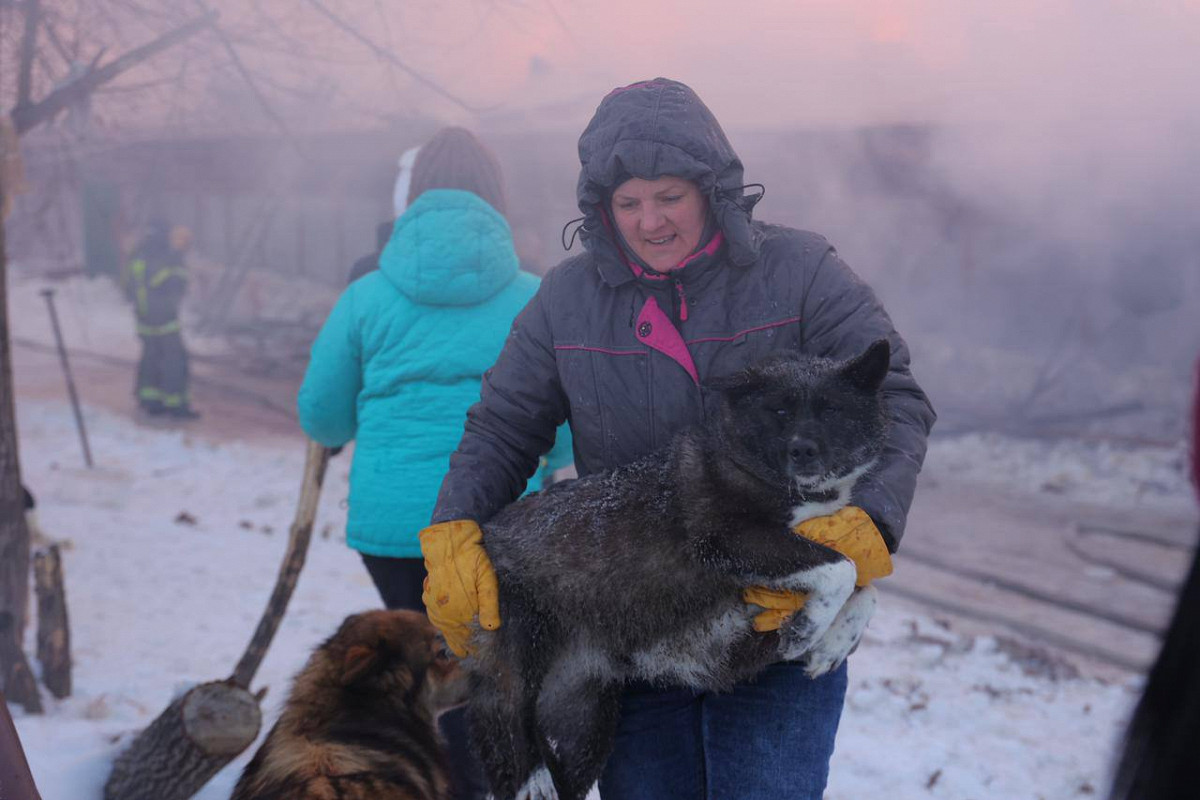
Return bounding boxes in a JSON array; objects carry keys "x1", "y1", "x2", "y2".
[{"x1": 381, "y1": 189, "x2": 519, "y2": 306}]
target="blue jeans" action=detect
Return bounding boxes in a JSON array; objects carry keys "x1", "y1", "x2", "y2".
[{"x1": 600, "y1": 661, "x2": 848, "y2": 800}]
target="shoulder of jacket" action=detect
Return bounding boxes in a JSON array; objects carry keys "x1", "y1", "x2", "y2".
[
  {"x1": 512, "y1": 269, "x2": 541, "y2": 291},
  {"x1": 344, "y1": 272, "x2": 411, "y2": 319},
  {"x1": 548, "y1": 250, "x2": 599, "y2": 278},
  {"x1": 539, "y1": 251, "x2": 604, "y2": 296},
  {"x1": 753, "y1": 222, "x2": 833, "y2": 260},
  {"x1": 749, "y1": 222, "x2": 835, "y2": 284}
]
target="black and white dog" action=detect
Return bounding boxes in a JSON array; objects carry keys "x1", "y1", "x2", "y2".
[{"x1": 468, "y1": 340, "x2": 892, "y2": 800}]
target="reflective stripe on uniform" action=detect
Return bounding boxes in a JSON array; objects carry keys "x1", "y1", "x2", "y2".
[
  {"x1": 138, "y1": 386, "x2": 186, "y2": 406},
  {"x1": 137, "y1": 320, "x2": 181, "y2": 336},
  {"x1": 128, "y1": 259, "x2": 149, "y2": 317},
  {"x1": 149, "y1": 266, "x2": 187, "y2": 287}
]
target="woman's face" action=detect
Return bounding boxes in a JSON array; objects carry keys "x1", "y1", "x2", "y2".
[{"x1": 611, "y1": 177, "x2": 708, "y2": 273}]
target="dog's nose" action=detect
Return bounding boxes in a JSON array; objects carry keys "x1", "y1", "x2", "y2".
[{"x1": 789, "y1": 438, "x2": 821, "y2": 464}]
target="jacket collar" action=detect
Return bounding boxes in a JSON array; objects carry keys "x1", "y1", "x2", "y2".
[{"x1": 593, "y1": 208, "x2": 736, "y2": 290}]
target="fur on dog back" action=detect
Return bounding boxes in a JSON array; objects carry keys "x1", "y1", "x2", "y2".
[{"x1": 231, "y1": 610, "x2": 467, "y2": 800}]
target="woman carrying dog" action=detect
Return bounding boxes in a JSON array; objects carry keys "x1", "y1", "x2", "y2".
[
  {"x1": 422, "y1": 80, "x2": 936, "y2": 798},
  {"x1": 298, "y1": 126, "x2": 571, "y2": 800}
]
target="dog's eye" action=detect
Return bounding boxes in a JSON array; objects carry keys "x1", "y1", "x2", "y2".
[{"x1": 773, "y1": 407, "x2": 790, "y2": 418}]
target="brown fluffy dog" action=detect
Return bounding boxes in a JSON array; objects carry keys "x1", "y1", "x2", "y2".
[{"x1": 232, "y1": 609, "x2": 468, "y2": 800}]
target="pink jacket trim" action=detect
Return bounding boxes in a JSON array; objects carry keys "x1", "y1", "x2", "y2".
[
  {"x1": 674, "y1": 231, "x2": 725, "y2": 272},
  {"x1": 636, "y1": 296, "x2": 699, "y2": 384},
  {"x1": 685, "y1": 316, "x2": 801, "y2": 345}
]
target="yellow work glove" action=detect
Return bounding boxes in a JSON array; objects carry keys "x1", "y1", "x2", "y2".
[
  {"x1": 419, "y1": 520, "x2": 501, "y2": 658},
  {"x1": 744, "y1": 506, "x2": 894, "y2": 632}
]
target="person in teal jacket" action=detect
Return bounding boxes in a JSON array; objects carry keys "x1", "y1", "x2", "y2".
[
  {"x1": 299, "y1": 128, "x2": 572, "y2": 608},
  {"x1": 298, "y1": 128, "x2": 570, "y2": 800}
]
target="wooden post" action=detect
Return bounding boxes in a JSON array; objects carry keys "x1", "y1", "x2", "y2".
[
  {"x1": 33, "y1": 545, "x2": 70, "y2": 699},
  {"x1": 231, "y1": 440, "x2": 329, "y2": 688}
]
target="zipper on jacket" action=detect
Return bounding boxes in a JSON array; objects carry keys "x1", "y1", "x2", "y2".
[{"x1": 673, "y1": 278, "x2": 689, "y2": 322}]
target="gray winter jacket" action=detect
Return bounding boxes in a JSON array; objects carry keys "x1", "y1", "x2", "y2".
[{"x1": 433, "y1": 78, "x2": 935, "y2": 549}]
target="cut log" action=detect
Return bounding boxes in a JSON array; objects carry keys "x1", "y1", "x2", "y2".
[
  {"x1": 33, "y1": 545, "x2": 70, "y2": 698},
  {"x1": 103, "y1": 680, "x2": 260, "y2": 800}
]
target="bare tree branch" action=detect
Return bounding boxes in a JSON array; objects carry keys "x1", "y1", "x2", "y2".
[
  {"x1": 299, "y1": 0, "x2": 482, "y2": 113},
  {"x1": 10, "y1": 9, "x2": 216, "y2": 134},
  {"x1": 15, "y1": 0, "x2": 39, "y2": 110},
  {"x1": 39, "y1": 11, "x2": 73, "y2": 65},
  {"x1": 195, "y1": 2, "x2": 300, "y2": 153}
]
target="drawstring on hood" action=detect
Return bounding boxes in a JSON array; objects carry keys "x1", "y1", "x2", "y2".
[{"x1": 561, "y1": 216, "x2": 586, "y2": 251}]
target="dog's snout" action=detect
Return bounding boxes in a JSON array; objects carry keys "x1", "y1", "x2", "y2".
[{"x1": 788, "y1": 437, "x2": 821, "y2": 464}]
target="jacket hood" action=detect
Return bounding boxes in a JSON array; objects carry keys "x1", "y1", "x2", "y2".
[
  {"x1": 380, "y1": 189, "x2": 519, "y2": 306},
  {"x1": 575, "y1": 78, "x2": 761, "y2": 282}
]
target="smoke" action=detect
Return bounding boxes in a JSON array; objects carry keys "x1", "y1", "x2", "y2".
[
  {"x1": 13, "y1": 0, "x2": 1196, "y2": 434},
  {"x1": 464, "y1": 0, "x2": 1200, "y2": 432}
]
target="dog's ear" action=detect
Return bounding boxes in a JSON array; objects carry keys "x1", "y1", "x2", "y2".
[
  {"x1": 707, "y1": 367, "x2": 765, "y2": 402},
  {"x1": 339, "y1": 644, "x2": 382, "y2": 686},
  {"x1": 840, "y1": 339, "x2": 891, "y2": 393}
]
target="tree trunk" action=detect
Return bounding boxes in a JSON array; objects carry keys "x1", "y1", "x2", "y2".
[
  {"x1": 0, "y1": 173, "x2": 41, "y2": 715},
  {"x1": 103, "y1": 681, "x2": 261, "y2": 800},
  {"x1": 33, "y1": 545, "x2": 70, "y2": 699}
]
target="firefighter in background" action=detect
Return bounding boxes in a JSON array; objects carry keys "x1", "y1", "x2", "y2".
[{"x1": 125, "y1": 219, "x2": 200, "y2": 419}]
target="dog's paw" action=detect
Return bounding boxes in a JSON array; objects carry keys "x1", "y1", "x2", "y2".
[
  {"x1": 776, "y1": 560, "x2": 856, "y2": 661},
  {"x1": 778, "y1": 613, "x2": 820, "y2": 660},
  {"x1": 802, "y1": 585, "x2": 877, "y2": 678},
  {"x1": 516, "y1": 766, "x2": 559, "y2": 800}
]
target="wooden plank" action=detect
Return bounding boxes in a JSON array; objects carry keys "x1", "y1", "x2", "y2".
[{"x1": 34, "y1": 544, "x2": 71, "y2": 698}]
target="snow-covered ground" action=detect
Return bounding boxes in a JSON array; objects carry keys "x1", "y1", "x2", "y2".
[
  {"x1": 8, "y1": 400, "x2": 1152, "y2": 800},
  {"x1": 926, "y1": 431, "x2": 1196, "y2": 518},
  {"x1": 8, "y1": 265, "x2": 1193, "y2": 799}
]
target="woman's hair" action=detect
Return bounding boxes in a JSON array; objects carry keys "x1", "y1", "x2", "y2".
[{"x1": 407, "y1": 127, "x2": 507, "y2": 215}]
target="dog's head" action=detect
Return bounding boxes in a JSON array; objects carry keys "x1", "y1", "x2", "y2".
[
  {"x1": 708, "y1": 339, "x2": 890, "y2": 495},
  {"x1": 321, "y1": 609, "x2": 469, "y2": 720}
]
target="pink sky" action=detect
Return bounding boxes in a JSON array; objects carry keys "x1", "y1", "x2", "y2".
[{"x1": 362, "y1": 0, "x2": 1200, "y2": 133}]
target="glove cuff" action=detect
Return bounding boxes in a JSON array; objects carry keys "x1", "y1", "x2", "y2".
[{"x1": 793, "y1": 506, "x2": 893, "y2": 586}]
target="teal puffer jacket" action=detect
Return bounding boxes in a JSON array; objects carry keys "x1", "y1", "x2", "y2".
[{"x1": 299, "y1": 189, "x2": 572, "y2": 558}]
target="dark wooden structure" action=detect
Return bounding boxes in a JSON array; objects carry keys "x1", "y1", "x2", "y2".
[{"x1": 33, "y1": 544, "x2": 71, "y2": 699}]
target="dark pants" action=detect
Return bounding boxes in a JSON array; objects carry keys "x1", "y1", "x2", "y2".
[
  {"x1": 135, "y1": 330, "x2": 190, "y2": 409},
  {"x1": 600, "y1": 661, "x2": 849, "y2": 800},
  {"x1": 360, "y1": 554, "x2": 490, "y2": 800}
]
